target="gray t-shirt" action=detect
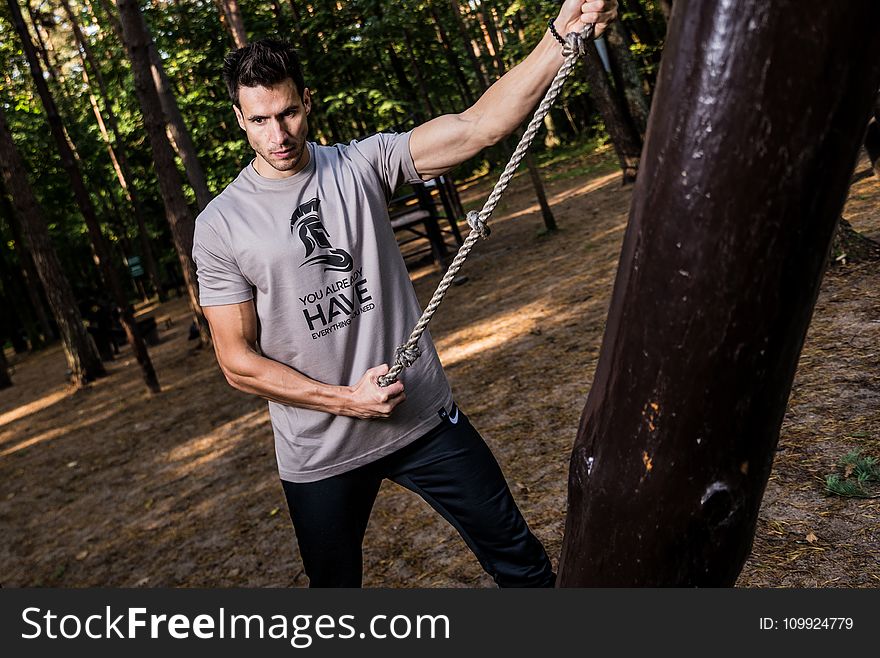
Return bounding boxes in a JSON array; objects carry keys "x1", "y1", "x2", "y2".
[{"x1": 192, "y1": 132, "x2": 453, "y2": 482}]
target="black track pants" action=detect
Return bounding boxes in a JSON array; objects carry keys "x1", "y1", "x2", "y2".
[{"x1": 281, "y1": 405, "x2": 554, "y2": 588}]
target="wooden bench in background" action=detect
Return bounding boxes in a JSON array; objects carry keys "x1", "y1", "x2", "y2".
[{"x1": 388, "y1": 175, "x2": 466, "y2": 269}]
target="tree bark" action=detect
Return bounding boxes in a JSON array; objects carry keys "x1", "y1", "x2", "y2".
[
  {"x1": 476, "y1": 5, "x2": 504, "y2": 78},
  {"x1": 428, "y1": 0, "x2": 475, "y2": 106},
  {"x1": 116, "y1": 0, "x2": 211, "y2": 346},
  {"x1": 215, "y1": 0, "x2": 248, "y2": 48},
  {"x1": 0, "y1": 337, "x2": 11, "y2": 388},
  {"x1": 864, "y1": 93, "x2": 880, "y2": 178},
  {"x1": 558, "y1": 0, "x2": 880, "y2": 587},
  {"x1": 617, "y1": 0, "x2": 663, "y2": 45},
  {"x1": 402, "y1": 29, "x2": 437, "y2": 119},
  {"x1": 0, "y1": 222, "x2": 37, "y2": 349},
  {"x1": 97, "y1": 0, "x2": 212, "y2": 211},
  {"x1": 270, "y1": 0, "x2": 286, "y2": 29},
  {"x1": 60, "y1": 0, "x2": 164, "y2": 300},
  {"x1": 0, "y1": 329, "x2": 11, "y2": 387},
  {"x1": 830, "y1": 217, "x2": 880, "y2": 265},
  {"x1": 614, "y1": 0, "x2": 665, "y2": 90},
  {"x1": 8, "y1": 0, "x2": 160, "y2": 393},
  {"x1": 582, "y1": 41, "x2": 643, "y2": 183},
  {"x1": 0, "y1": 106, "x2": 105, "y2": 386},
  {"x1": 866, "y1": 119, "x2": 880, "y2": 178},
  {"x1": 145, "y1": 19, "x2": 213, "y2": 211},
  {"x1": 387, "y1": 44, "x2": 426, "y2": 124},
  {"x1": 447, "y1": 0, "x2": 490, "y2": 91},
  {"x1": 603, "y1": 23, "x2": 651, "y2": 136},
  {"x1": 658, "y1": 0, "x2": 673, "y2": 25},
  {"x1": 525, "y1": 152, "x2": 557, "y2": 232},
  {"x1": 1, "y1": 188, "x2": 56, "y2": 346}
]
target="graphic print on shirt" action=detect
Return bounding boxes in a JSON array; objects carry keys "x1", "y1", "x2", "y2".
[
  {"x1": 291, "y1": 198, "x2": 377, "y2": 340},
  {"x1": 290, "y1": 197, "x2": 353, "y2": 273}
]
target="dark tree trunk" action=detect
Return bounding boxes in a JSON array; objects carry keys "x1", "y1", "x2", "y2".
[
  {"x1": 615, "y1": 0, "x2": 665, "y2": 89},
  {"x1": 659, "y1": 0, "x2": 673, "y2": 25},
  {"x1": 116, "y1": 0, "x2": 211, "y2": 346},
  {"x1": 0, "y1": 245, "x2": 38, "y2": 353},
  {"x1": 519, "y1": 156, "x2": 556, "y2": 232},
  {"x1": 447, "y1": 0, "x2": 490, "y2": 91},
  {"x1": 145, "y1": 17, "x2": 213, "y2": 212},
  {"x1": 27, "y1": 3, "x2": 60, "y2": 85},
  {"x1": 428, "y1": 1, "x2": 475, "y2": 106},
  {"x1": 373, "y1": 46, "x2": 399, "y2": 104},
  {"x1": 270, "y1": 0, "x2": 286, "y2": 28},
  {"x1": 558, "y1": 0, "x2": 880, "y2": 587},
  {"x1": 603, "y1": 23, "x2": 651, "y2": 136},
  {"x1": 8, "y1": 0, "x2": 160, "y2": 393},
  {"x1": 525, "y1": 152, "x2": 557, "y2": 232},
  {"x1": 618, "y1": 0, "x2": 663, "y2": 45},
  {"x1": 0, "y1": 225, "x2": 39, "y2": 350},
  {"x1": 0, "y1": 106, "x2": 106, "y2": 386},
  {"x1": 0, "y1": 338, "x2": 11, "y2": 389},
  {"x1": 866, "y1": 119, "x2": 880, "y2": 178},
  {"x1": 98, "y1": 0, "x2": 212, "y2": 211},
  {"x1": 402, "y1": 30, "x2": 437, "y2": 119},
  {"x1": 0, "y1": 189, "x2": 55, "y2": 345},
  {"x1": 388, "y1": 44, "x2": 426, "y2": 124},
  {"x1": 582, "y1": 41, "x2": 643, "y2": 183},
  {"x1": 864, "y1": 93, "x2": 880, "y2": 178},
  {"x1": 216, "y1": 0, "x2": 248, "y2": 48},
  {"x1": 477, "y1": 6, "x2": 504, "y2": 78},
  {"x1": 830, "y1": 217, "x2": 880, "y2": 265},
  {"x1": 61, "y1": 0, "x2": 164, "y2": 300}
]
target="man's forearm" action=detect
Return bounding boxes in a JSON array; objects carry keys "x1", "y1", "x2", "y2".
[
  {"x1": 222, "y1": 347, "x2": 351, "y2": 414},
  {"x1": 218, "y1": 346, "x2": 406, "y2": 420}
]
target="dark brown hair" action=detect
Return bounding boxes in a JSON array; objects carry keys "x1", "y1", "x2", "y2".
[{"x1": 222, "y1": 39, "x2": 306, "y2": 107}]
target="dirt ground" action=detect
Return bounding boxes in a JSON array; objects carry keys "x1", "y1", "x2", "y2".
[{"x1": 1, "y1": 149, "x2": 878, "y2": 588}]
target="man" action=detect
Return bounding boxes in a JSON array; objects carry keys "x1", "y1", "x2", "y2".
[{"x1": 193, "y1": 0, "x2": 618, "y2": 587}]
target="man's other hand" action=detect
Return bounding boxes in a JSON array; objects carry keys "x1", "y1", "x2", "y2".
[
  {"x1": 344, "y1": 364, "x2": 407, "y2": 419},
  {"x1": 555, "y1": 0, "x2": 619, "y2": 40}
]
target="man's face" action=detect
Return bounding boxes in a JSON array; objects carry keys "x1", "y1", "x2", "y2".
[{"x1": 233, "y1": 78, "x2": 312, "y2": 179}]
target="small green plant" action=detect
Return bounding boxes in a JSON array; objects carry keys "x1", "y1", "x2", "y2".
[{"x1": 825, "y1": 450, "x2": 880, "y2": 498}]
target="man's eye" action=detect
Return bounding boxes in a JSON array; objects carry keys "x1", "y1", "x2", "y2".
[{"x1": 252, "y1": 118, "x2": 265, "y2": 124}]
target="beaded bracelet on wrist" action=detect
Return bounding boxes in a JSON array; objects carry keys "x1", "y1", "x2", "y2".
[{"x1": 548, "y1": 19, "x2": 567, "y2": 47}]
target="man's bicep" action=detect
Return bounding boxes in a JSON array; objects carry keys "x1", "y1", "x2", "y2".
[{"x1": 410, "y1": 112, "x2": 489, "y2": 180}]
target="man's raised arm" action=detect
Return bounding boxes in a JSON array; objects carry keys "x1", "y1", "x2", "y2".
[{"x1": 409, "y1": 0, "x2": 617, "y2": 180}]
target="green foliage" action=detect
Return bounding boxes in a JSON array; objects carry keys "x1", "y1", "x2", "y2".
[
  {"x1": 825, "y1": 450, "x2": 880, "y2": 498},
  {"x1": 323, "y1": 88, "x2": 408, "y2": 132}
]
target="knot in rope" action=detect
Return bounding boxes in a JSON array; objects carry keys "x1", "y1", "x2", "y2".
[
  {"x1": 563, "y1": 24, "x2": 595, "y2": 57},
  {"x1": 394, "y1": 344, "x2": 421, "y2": 368},
  {"x1": 466, "y1": 210, "x2": 491, "y2": 239}
]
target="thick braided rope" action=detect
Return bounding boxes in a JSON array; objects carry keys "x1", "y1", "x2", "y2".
[{"x1": 378, "y1": 26, "x2": 594, "y2": 387}]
